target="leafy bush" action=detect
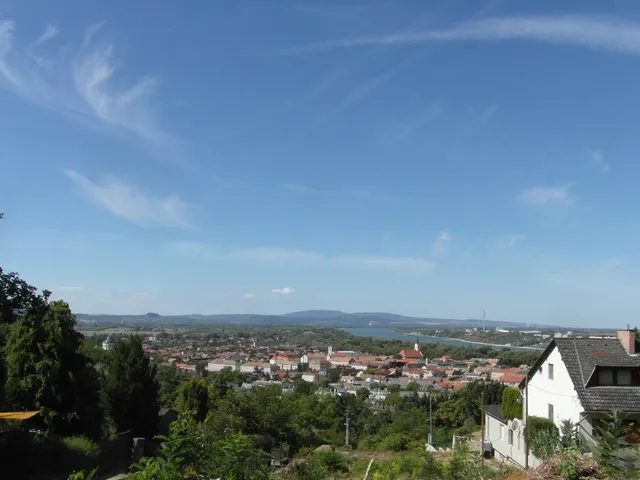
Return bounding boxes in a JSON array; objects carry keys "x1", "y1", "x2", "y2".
[
  {"x1": 558, "y1": 446, "x2": 581, "y2": 479},
  {"x1": 527, "y1": 416, "x2": 559, "y2": 460},
  {"x1": 501, "y1": 387, "x2": 523, "y2": 420},
  {"x1": 312, "y1": 448, "x2": 349, "y2": 473},
  {"x1": 380, "y1": 433, "x2": 410, "y2": 452},
  {"x1": 62, "y1": 436, "x2": 98, "y2": 456}
]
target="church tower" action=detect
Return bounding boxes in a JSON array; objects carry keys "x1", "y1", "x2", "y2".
[
  {"x1": 414, "y1": 336, "x2": 420, "y2": 352},
  {"x1": 327, "y1": 345, "x2": 333, "y2": 360}
]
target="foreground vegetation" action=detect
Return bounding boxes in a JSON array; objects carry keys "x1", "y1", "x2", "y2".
[{"x1": 3, "y1": 249, "x2": 635, "y2": 478}]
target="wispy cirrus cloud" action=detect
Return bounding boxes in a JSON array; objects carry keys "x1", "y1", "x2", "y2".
[
  {"x1": 518, "y1": 183, "x2": 575, "y2": 207},
  {"x1": 170, "y1": 240, "x2": 214, "y2": 258},
  {"x1": 55, "y1": 286, "x2": 85, "y2": 292},
  {"x1": 336, "y1": 254, "x2": 434, "y2": 273},
  {"x1": 590, "y1": 151, "x2": 610, "y2": 173},
  {"x1": 233, "y1": 246, "x2": 324, "y2": 265},
  {"x1": 272, "y1": 287, "x2": 295, "y2": 295},
  {"x1": 35, "y1": 24, "x2": 59, "y2": 46},
  {"x1": 244, "y1": 293, "x2": 256, "y2": 299},
  {"x1": 384, "y1": 105, "x2": 443, "y2": 141},
  {"x1": 65, "y1": 170, "x2": 192, "y2": 228},
  {"x1": 494, "y1": 233, "x2": 527, "y2": 250},
  {"x1": 287, "y1": 15, "x2": 640, "y2": 57},
  {"x1": 282, "y1": 184, "x2": 403, "y2": 202},
  {"x1": 169, "y1": 242, "x2": 433, "y2": 273},
  {"x1": 479, "y1": 105, "x2": 498, "y2": 123},
  {"x1": 430, "y1": 231, "x2": 451, "y2": 257},
  {"x1": 0, "y1": 17, "x2": 181, "y2": 156}
]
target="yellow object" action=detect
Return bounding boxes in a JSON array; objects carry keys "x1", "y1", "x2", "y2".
[{"x1": 0, "y1": 411, "x2": 39, "y2": 420}]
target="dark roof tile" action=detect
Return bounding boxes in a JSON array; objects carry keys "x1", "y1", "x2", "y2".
[{"x1": 550, "y1": 338, "x2": 640, "y2": 412}]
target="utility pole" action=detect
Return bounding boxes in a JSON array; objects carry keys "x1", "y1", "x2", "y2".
[
  {"x1": 428, "y1": 393, "x2": 433, "y2": 446},
  {"x1": 480, "y1": 392, "x2": 485, "y2": 470},
  {"x1": 345, "y1": 410, "x2": 351, "y2": 448},
  {"x1": 524, "y1": 374, "x2": 529, "y2": 469}
]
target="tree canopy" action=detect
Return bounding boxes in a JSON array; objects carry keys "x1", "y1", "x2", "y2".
[{"x1": 102, "y1": 335, "x2": 159, "y2": 437}]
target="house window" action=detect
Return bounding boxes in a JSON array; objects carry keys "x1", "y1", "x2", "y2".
[
  {"x1": 548, "y1": 363, "x2": 554, "y2": 380},
  {"x1": 548, "y1": 403, "x2": 554, "y2": 421},
  {"x1": 617, "y1": 370, "x2": 632, "y2": 385},
  {"x1": 539, "y1": 367, "x2": 543, "y2": 374},
  {"x1": 508, "y1": 429, "x2": 514, "y2": 445},
  {"x1": 499, "y1": 424, "x2": 504, "y2": 439},
  {"x1": 598, "y1": 369, "x2": 614, "y2": 385}
]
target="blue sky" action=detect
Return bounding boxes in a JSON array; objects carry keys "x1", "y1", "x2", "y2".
[{"x1": 2, "y1": 1, "x2": 640, "y2": 327}]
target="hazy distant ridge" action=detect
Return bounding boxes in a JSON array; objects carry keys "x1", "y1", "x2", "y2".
[{"x1": 75, "y1": 309, "x2": 561, "y2": 329}]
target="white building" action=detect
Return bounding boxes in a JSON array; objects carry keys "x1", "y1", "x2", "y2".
[
  {"x1": 207, "y1": 359, "x2": 240, "y2": 372},
  {"x1": 239, "y1": 362, "x2": 276, "y2": 374},
  {"x1": 524, "y1": 330, "x2": 640, "y2": 439},
  {"x1": 484, "y1": 407, "x2": 541, "y2": 469},
  {"x1": 102, "y1": 335, "x2": 116, "y2": 351},
  {"x1": 485, "y1": 329, "x2": 640, "y2": 468}
]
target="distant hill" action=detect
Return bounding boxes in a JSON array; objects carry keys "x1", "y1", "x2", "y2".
[
  {"x1": 74, "y1": 310, "x2": 566, "y2": 330},
  {"x1": 284, "y1": 310, "x2": 347, "y2": 319}
]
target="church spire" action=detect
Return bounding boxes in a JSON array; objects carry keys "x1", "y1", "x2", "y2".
[{"x1": 414, "y1": 336, "x2": 420, "y2": 352}]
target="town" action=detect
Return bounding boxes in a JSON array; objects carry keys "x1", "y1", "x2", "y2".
[{"x1": 135, "y1": 333, "x2": 530, "y2": 395}]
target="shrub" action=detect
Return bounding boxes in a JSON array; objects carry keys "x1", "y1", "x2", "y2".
[
  {"x1": 501, "y1": 387, "x2": 523, "y2": 420},
  {"x1": 312, "y1": 448, "x2": 349, "y2": 473},
  {"x1": 527, "y1": 416, "x2": 559, "y2": 460},
  {"x1": 62, "y1": 436, "x2": 98, "y2": 456},
  {"x1": 380, "y1": 433, "x2": 410, "y2": 452}
]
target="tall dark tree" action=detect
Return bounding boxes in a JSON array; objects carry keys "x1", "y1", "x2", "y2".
[
  {"x1": 4, "y1": 300, "x2": 103, "y2": 438},
  {"x1": 0, "y1": 266, "x2": 51, "y2": 410},
  {"x1": 103, "y1": 335, "x2": 159, "y2": 437},
  {"x1": 175, "y1": 377, "x2": 209, "y2": 422}
]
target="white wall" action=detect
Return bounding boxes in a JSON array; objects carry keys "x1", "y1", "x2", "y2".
[
  {"x1": 485, "y1": 415, "x2": 541, "y2": 469},
  {"x1": 526, "y1": 346, "x2": 584, "y2": 429},
  {"x1": 207, "y1": 362, "x2": 238, "y2": 372}
]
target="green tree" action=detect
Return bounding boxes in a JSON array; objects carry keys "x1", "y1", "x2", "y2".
[
  {"x1": 156, "y1": 365, "x2": 188, "y2": 408},
  {"x1": 501, "y1": 387, "x2": 523, "y2": 420},
  {"x1": 594, "y1": 410, "x2": 638, "y2": 479},
  {"x1": 4, "y1": 300, "x2": 103, "y2": 438},
  {"x1": 175, "y1": 377, "x2": 209, "y2": 422},
  {"x1": 0, "y1": 268, "x2": 51, "y2": 409},
  {"x1": 103, "y1": 335, "x2": 159, "y2": 437}
]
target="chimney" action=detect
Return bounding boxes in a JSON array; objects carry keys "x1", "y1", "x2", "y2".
[{"x1": 617, "y1": 329, "x2": 636, "y2": 355}]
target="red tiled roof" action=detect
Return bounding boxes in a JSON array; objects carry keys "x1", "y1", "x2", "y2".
[
  {"x1": 499, "y1": 374, "x2": 526, "y2": 384},
  {"x1": 400, "y1": 349, "x2": 422, "y2": 359}
]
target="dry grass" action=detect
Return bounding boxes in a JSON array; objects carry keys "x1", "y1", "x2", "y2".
[{"x1": 501, "y1": 454, "x2": 601, "y2": 480}]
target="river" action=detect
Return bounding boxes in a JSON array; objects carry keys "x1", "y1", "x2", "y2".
[{"x1": 342, "y1": 327, "x2": 541, "y2": 352}]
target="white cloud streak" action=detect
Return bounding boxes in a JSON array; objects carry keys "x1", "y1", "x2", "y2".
[
  {"x1": 65, "y1": 169, "x2": 192, "y2": 227},
  {"x1": 288, "y1": 15, "x2": 640, "y2": 57},
  {"x1": 479, "y1": 105, "x2": 498, "y2": 122},
  {"x1": 272, "y1": 287, "x2": 295, "y2": 295},
  {"x1": 234, "y1": 246, "x2": 324, "y2": 265},
  {"x1": 590, "y1": 151, "x2": 610, "y2": 173},
  {"x1": 282, "y1": 184, "x2": 402, "y2": 202},
  {"x1": 518, "y1": 183, "x2": 575, "y2": 206},
  {"x1": 244, "y1": 293, "x2": 256, "y2": 299},
  {"x1": 336, "y1": 254, "x2": 434, "y2": 273},
  {"x1": 170, "y1": 242, "x2": 433, "y2": 273},
  {"x1": 0, "y1": 17, "x2": 180, "y2": 155},
  {"x1": 55, "y1": 286, "x2": 84, "y2": 292},
  {"x1": 35, "y1": 24, "x2": 59, "y2": 46},
  {"x1": 169, "y1": 240, "x2": 214, "y2": 258},
  {"x1": 430, "y1": 231, "x2": 451, "y2": 257}
]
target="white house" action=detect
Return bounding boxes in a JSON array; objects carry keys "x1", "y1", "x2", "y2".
[
  {"x1": 523, "y1": 330, "x2": 640, "y2": 440},
  {"x1": 485, "y1": 329, "x2": 640, "y2": 468},
  {"x1": 484, "y1": 406, "x2": 540, "y2": 468},
  {"x1": 102, "y1": 335, "x2": 116, "y2": 351},
  {"x1": 207, "y1": 359, "x2": 240, "y2": 372},
  {"x1": 239, "y1": 362, "x2": 276, "y2": 374}
]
